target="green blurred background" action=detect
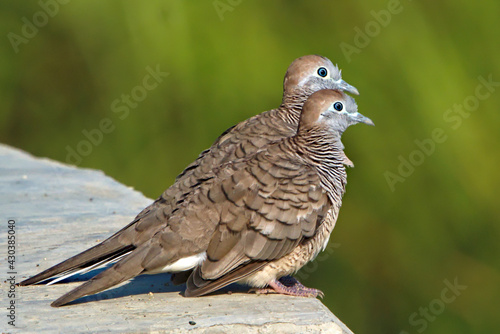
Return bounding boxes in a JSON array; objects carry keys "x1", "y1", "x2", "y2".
[{"x1": 1, "y1": 1, "x2": 499, "y2": 333}]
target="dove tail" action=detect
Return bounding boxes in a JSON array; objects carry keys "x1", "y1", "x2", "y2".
[
  {"x1": 51, "y1": 247, "x2": 148, "y2": 307},
  {"x1": 19, "y1": 240, "x2": 134, "y2": 286}
]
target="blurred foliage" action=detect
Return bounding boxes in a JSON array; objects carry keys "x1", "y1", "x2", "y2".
[{"x1": 1, "y1": 1, "x2": 499, "y2": 333}]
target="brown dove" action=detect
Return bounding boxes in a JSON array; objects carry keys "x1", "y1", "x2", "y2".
[
  {"x1": 20, "y1": 55, "x2": 359, "y2": 290},
  {"x1": 48, "y1": 88, "x2": 373, "y2": 307}
]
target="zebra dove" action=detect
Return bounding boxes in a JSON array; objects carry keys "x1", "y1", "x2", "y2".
[
  {"x1": 48, "y1": 89, "x2": 373, "y2": 306},
  {"x1": 20, "y1": 55, "x2": 359, "y2": 290}
]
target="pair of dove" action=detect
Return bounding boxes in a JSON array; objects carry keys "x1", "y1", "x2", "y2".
[{"x1": 21, "y1": 55, "x2": 374, "y2": 307}]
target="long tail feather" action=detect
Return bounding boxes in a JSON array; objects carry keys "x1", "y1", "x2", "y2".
[
  {"x1": 46, "y1": 251, "x2": 132, "y2": 286},
  {"x1": 20, "y1": 240, "x2": 134, "y2": 286},
  {"x1": 51, "y1": 247, "x2": 148, "y2": 307}
]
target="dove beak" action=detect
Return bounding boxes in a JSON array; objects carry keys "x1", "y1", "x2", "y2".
[
  {"x1": 337, "y1": 79, "x2": 359, "y2": 95},
  {"x1": 350, "y1": 111, "x2": 375, "y2": 126}
]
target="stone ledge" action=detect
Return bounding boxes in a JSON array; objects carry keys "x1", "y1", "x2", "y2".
[{"x1": 0, "y1": 144, "x2": 354, "y2": 333}]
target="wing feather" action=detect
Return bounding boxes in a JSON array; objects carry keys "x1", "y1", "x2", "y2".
[{"x1": 185, "y1": 148, "x2": 330, "y2": 297}]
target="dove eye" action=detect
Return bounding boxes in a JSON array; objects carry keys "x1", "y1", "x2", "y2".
[
  {"x1": 333, "y1": 102, "x2": 343, "y2": 111},
  {"x1": 317, "y1": 67, "x2": 328, "y2": 77}
]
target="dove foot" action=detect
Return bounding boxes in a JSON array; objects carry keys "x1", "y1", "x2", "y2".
[{"x1": 251, "y1": 276, "x2": 324, "y2": 298}]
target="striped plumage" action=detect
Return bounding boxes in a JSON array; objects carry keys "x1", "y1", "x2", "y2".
[
  {"x1": 187, "y1": 89, "x2": 373, "y2": 296},
  {"x1": 20, "y1": 55, "x2": 359, "y2": 290},
  {"x1": 48, "y1": 89, "x2": 373, "y2": 306}
]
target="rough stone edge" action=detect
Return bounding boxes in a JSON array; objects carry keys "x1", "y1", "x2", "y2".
[{"x1": 0, "y1": 144, "x2": 355, "y2": 334}]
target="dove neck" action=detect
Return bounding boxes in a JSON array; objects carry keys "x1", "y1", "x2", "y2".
[
  {"x1": 294, "y1": 126, "x2": 344, "y2": 154},
  {"x1": 289, "y1": 128, "x2": 347, "y2": 204},
  {"x1": 279, "y1": 89, "x2": 314, "y2": 124}
]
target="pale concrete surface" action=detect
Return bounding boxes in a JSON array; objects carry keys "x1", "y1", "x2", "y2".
[{"x1": 0, "y1": 144, "x2": 354, "y2": 333}]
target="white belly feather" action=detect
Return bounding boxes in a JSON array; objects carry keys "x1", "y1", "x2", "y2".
[{"x1": 146, "y1": 252, "x2": 207, "y2": 274}]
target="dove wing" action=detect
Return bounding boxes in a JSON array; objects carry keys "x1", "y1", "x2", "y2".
[{"x1": 184, "y1": 146, "x2": 330, "y2": 297}]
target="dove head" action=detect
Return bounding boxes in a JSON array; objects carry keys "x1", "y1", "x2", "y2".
[
  {"x1": 283, "y1": 55, "x2": 359, "y2": 97},
  {"x1": 298, "y1": 89, "x2": 374, "y2": 135}
]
